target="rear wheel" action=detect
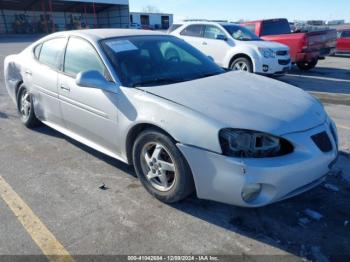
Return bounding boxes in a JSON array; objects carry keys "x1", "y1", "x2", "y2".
[
  {"x1": 132, "y1": 129, "x2": 194, "y2": 203},
  {"x1": 230, "y1": 57, "x2": 253, "y2": 73},
  {"x1": 17, "y1": 85, "x2": 41, "y2": 128},
  {"x1": 297, "y1": 59, "x2": 318, "y2": 71}
]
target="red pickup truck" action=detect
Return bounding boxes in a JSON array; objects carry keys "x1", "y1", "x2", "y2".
[
  {"x1": 241, "y1": 19, "x2": 337, "y2": 71},
  {"x1": 336, "y1": 30, "x2": 350, "y2": 53}
]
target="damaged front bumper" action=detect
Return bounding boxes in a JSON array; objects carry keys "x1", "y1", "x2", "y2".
[{"x1": 177, "y1": 121, "x2": 338, "y2": 207}]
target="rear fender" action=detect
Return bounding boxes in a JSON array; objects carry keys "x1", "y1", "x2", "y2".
[{"x1": 4, "y1": 55, "x2": 23, "y2": 104}]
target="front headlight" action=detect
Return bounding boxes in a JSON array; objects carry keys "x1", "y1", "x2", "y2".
[
  {"x1": 219, "y1": 129, "x2": 294, "y2": 158},
  {"x1": 258, "y1": 48, "x2": 276, "y2": 58}
]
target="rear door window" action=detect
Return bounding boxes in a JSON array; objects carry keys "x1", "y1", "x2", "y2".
[
  {"x1": 38, "y1": 38, "x2": 66, "y2": 69},
  {"x1": 180, "y1": 24, "x2": 205, "y2": 37}
]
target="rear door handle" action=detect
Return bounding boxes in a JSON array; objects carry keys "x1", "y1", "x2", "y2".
[
  {"x1": 25, "y1": 70, "x2": 32, "y2": 76},
  {"x1": 60, "y1": 84, "x2": 70, "y2": 92},
  {"x1": 202, "y1": 41, "x2": 208, "y2": 45}
]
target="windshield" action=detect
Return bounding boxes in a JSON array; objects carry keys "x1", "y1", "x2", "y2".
[
  {"x1": 101, "y1": 35, "x2": 225, "y2": 87},
  {"x1": 223, "y1": 24, "x2": 261, "y2": 41}
]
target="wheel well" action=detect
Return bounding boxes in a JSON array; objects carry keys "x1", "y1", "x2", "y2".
[
  {"x1": 15, "y1": 80, "x2": 24, "y2": 111},
  {"x1": 229, "y1": 54, "x2": 253, "y2": 68},
  {"x1": 126, "y1": 123, "x2": 177, "y2": 164},
  {"x1": 15, "y1": 80, "x2": 23, "y2": 99}
]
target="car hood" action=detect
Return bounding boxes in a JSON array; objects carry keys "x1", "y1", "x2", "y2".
[
  {"x1": 244, "y1": 40, "x2": 289, "y2": 50},
  {"x1": 138, "y1": 71, "x2": 326, "y2": 136}
]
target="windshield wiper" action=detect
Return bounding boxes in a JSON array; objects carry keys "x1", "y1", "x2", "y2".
[{"x1": 132, "y1": 78, "x2": 180, "y2": 87}]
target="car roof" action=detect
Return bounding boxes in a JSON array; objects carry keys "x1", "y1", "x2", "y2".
[
  {"x1": 178, "y1": 21, "x2": 238, "y2": 27},
  {"x1": 43, "y1": 29, "x2": 165, "y2": 42}
]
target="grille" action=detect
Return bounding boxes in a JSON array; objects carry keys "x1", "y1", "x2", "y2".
[
  {"x1": 311, "y1": 132, "x2": 332, "y2": 152},
  {"x1": 276, "y1": 50, "x2": 288, "y2": 56},
  {"x1": 278, "y1": 59, "x2": 291, "y2": 65}
]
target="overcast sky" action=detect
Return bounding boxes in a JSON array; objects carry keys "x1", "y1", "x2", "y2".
[{"x1": 129, "y1": 0, "x2": 350, "y2": 22}]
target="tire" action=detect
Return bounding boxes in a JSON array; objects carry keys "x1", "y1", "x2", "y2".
[
  {"x1": 297, "y1": 59, "x2": 318, "y2": 71},
  {"x1": 132, "y1": 129, "x2": 195, "y2": 203},
  {"x1": 17, "y1": 85, "x2": 41, "y2": 128},
  {"x1": 230, "y1": 57, "x2": 253, "y2": 73}
]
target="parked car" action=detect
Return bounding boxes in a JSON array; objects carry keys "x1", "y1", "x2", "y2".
[
  {"x1": 336, "y1": 30, "x2": 350, "y2": 54},
  {"x1": 129, "y1": 23, "x2": 141, "y2": 29},
  {"x1": 4, "y1": 29, "x2": 338, "y2": 207},
  {"x1": 171, "y1": 22, "x2": 291, "y2": 76},
  {"x1": 241, "y1": 18, "x2": 337, "y2": 70}
]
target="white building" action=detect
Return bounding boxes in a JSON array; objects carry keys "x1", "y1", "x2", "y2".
[
  {"x1": 0, "y1": 0, "x2": 130, "y2": 34},
  {"x1": 130, "y1": 12, "x2": 173, "y2": 30}
]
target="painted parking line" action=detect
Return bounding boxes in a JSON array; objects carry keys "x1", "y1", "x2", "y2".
[
  {"x1": 0, "y1": 176, "x2": 74, "y2": 262},
  {"x1": 338, "y1": 124, "x2": 350, "y2": 131}
]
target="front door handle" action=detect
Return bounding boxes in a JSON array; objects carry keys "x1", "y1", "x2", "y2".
[
  {"x1": 60, "y1": 85, "x2": 70, "y2": 92},
  {"x1": 25, "y1": 70, "x2": 32, "y2": 76},
  {"x1": 202, "y1": 41, "x2": 208, "y2": 45}
]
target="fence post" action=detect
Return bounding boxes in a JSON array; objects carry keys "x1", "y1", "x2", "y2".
[
  {"x1": 92, "y1": 1, "x2": 97, "y2": 28},
  {"x1": 1, "y1": 9, "x2": 9, "y2": 34}
]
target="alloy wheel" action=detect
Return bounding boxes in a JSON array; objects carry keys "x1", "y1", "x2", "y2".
[
  {"x1": 233, "y1": 61, "x2": 249, "y2": 71},
  {"x1": 20, "y1": 89, "x2": 31, "y2": 121},
  {"x1": 140, "y1": 142, "x2": 176, "y2": 192}
]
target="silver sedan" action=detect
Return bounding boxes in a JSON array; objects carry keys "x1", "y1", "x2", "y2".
[{"x1": 4, "y1": 29, "x2": 338, "y2": 207}]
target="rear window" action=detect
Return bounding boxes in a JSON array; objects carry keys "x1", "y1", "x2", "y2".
[
  {"x1": 342, "y1": 31, "x2": 350, "y2": 38},
  {"x1": 261, "y1": 20, "x2": 291, "y2": 36},
  {"x1": 167, "y1": 24, "x2": 182, "y2": 33},
  {"x1": 180, "y1": 24, "x2": 205, "y2": 37}
]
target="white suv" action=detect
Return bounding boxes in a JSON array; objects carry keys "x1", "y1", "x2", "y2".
[{"x1": 170, "y1": 22, "x2": 291, "y2": 76}]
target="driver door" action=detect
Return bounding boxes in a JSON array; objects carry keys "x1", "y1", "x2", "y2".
[
  {"x1": 58, "y1": 36, "x2": 120, "y2": 154},
  {"x1": 200, "y1": 25, "x2": 233, "y2": 67}
]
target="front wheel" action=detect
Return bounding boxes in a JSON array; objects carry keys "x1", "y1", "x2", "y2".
[
  {"x1": 132, "y1": 129, "x2": 194, "y2": 203},
  {"x1": 17, "y1": 85, "x2": 41, "y2": 128},
  {"x1": 230, "y1": 57, "x2": 253, "y2": 73},
  {"x1": 297, "y1": 59, "x2": 318, "y2": 71}
]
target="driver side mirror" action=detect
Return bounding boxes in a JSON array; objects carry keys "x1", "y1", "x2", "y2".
[
  {"x1": 76, "y1": 70, "x2": 117, "y2": 93},
  {"x1": 216, "y1": 34, "x2": 228, "y2": 41}
]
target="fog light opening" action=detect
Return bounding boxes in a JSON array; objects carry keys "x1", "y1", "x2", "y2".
[
  {"x1": 263, "y1": 65, "x2": 269, "y2": 72},
  {"x1": 241, "y1": 184, "x2": 262, "y2": 203}
]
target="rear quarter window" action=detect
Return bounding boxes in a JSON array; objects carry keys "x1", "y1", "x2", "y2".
[
  {"x1": 168, "y1": 24, "x2": 182, "y2": 33},
  {"x1": 33, "y1": 44, "x2": 42, "y2": 59}
]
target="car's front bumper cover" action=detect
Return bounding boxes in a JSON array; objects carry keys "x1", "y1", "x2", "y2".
[{"x1": 177, "y1": 121, "x2": 338, "y2": 207}]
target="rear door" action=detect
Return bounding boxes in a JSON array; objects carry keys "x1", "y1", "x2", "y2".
[
  {"x1": 178, "y1": 24, "x2": 205, "y2": 51},
  {"x1": 30, "y1": 37, "x2": 67, "y2": 126},
  {"x1": 58, "y1": 36, "x2": 120, "y2": 154}
]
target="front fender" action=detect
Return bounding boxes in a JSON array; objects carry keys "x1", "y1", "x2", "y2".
[{"x1": 117, "y1": 87, "x2": 224, "y2": 163}]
